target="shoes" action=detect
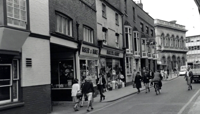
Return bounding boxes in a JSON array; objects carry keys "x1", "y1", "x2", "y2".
[
  {"x1": 103, "y1": 96, "x2": 105, "y2": 100},
  {"x1": 87, "y1": 109, "x2": 90, "y2": 112},
  {"x1": 91, "y1": 107, "x2": 94, "y2": 110},
  {"x1": 148, "y1": 88, "x2": 150, "y2": 92},
  {"x1": 80, "y1": 105, "x2": 83, "y2": 108}
]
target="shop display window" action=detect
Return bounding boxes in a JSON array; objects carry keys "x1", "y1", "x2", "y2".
[
  {"x1": 80, "y1": 59, "x2": 98, "y2": 86},
  {"x1": 51, "y1": 60, "x2": 74, "y2": 89},
  {"x1": 0, "y1": 57, "x2": 19, "y2": 104}
]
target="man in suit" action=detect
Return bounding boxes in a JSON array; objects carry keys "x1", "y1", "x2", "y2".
[
  {"x1": 185, "y1": 66, "x2": 193, "y2": 91},
  {"x1": 96, "y1": 73, "x2": 106, "y2": 102}
]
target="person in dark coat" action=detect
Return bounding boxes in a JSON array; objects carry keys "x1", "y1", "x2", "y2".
[
  {"x1": 149, "y1": 70, "x2": 154, "y2": 86},
  {"x1": 96, "y1": 73, "x2": 106, "y2": 102},
  {"x1": 134, "y1": 72, "x2": 142, "y2": 93},
  {"x1": 82, "y1": 77, "x2": 94, "y2": 112},
  {"x1": 143, "y1": 71, "x2": 150, "y2": 93}
]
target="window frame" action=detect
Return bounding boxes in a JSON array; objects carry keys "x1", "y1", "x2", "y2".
[
  {"x1": 6, "y1": 0, "x2": 27, "y2": 29},
  {"x1": 116, "y1": 35, "x2": 119, "y2": 48},
  {"x1": 126, "y1": 57, "x2": 132, "y2": 75},
  {"x1": 83, "y1": 26, "x2": 94, "y2": 43},
  {"x1": 146, "y1": 26, "x2": 149, "y2": 34},
  {"x1": 103, "y1": 30, "x2": 107, "y2": 45},
  {"x1": 125, "y1": 26, "x2": 132, "y2": 51},
  {"x1": 102, "y1": 3, "x2": 106, "y2": 18},
  {"x1": 55, "y1": 13, "x2": 73, "y2": 37},
  {"x1": 140, "y1": 23, "x2": 144, "y2": 32},
  {"x1": 115, "y1": 13, "x2": 119, "y2": 25},
  {"x1": 0, "y1": 59, "x2": 20, "y2": 105}
]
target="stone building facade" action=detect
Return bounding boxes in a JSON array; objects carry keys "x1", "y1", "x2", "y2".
[{"x1": 155, "y1": 19, "x2": 187, "y2": 71}]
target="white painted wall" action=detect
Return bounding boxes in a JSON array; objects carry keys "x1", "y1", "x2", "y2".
[
  {"x1": 21, "y1": 37, "x2": 50, "y2": 87},
  {"x1": 96, "y1": 0, "x2": 123, "y2": 48},
  {"x1": 29, "y1": 0, "x2": 49, "y2": 36}
]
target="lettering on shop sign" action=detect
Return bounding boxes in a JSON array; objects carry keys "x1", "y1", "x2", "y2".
[
  {"x1": 82, "y1": 47, "x2": 98, "y2": 55},
  {"x1": 107, "y1": 50, "x2": 119, "y2": 56}
]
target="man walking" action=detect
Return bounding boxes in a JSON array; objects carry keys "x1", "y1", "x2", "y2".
[
  {"x1": 96, "y1": 73, "x2": 106, "y2": 102},
  {"x1": 82, "y1": 76, "x2": 94, "y2": 112},
  {"x1": 185, "y1": 66, "x2": 193, "y2": 91}
]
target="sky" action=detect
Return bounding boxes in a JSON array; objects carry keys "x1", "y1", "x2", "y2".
[{"x1": 138, "y1": 0, "x2": 200, "y2": 37}]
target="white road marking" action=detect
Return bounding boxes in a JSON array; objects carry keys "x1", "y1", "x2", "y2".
[{"x1": 177, "y1": 88, "x2": 200, "y2": 114}]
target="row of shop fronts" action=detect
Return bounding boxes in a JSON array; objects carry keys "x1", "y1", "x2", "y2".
[{"x1": 50, "y1": 41, "x2": 126, "y2": 101}]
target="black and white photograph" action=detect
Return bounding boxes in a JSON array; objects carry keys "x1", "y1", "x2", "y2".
[{"x1": 0, "y1": 0, "x2": 200, "y2": 114}]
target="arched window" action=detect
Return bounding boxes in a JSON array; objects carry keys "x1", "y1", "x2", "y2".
[
  {"x1": 172, "y1": 35, "x2": 175, "y2": 48},
  {"x1": 176, "y1": 36, "x2": 179, "y2": 48},
  {"x1": 161, "y1": 33, "x2": 164, "y2": 47}
]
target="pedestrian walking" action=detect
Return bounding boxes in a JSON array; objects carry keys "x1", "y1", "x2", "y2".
[
  {"x1": 143, "y1": 71, "x2": 150, "y2": 93},
  {"x1": 82, "y1": 76, "x2": 94, "y2": 112},
  {"x1": 134, "y1": 72, "x2": 142, "y2": 93},
  {"x1": 71, "y1": 79, "x2": 81, "y2": 111},
  {"x1": 80, "y1": 78, "x2": 86, "y2": 107},
  {"x1": 149, "y1": 70, "x2": 154, "y2": 86},
  {"x1": 185, "y1": 66, "x2": 193, "y2": 91},
  {"x1": 96, "y1": 73, "x2": 106, "y2": 102}
]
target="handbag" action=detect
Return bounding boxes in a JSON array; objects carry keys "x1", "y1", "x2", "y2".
[{"x1": 76, "y1": 90, "x2": 82, "y2": 98}]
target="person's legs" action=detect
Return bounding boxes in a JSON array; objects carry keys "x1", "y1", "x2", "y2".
[
  {"x1": 87, "y1": 92, "x2": 93, "y2": 112},
  {"x1": 80, "y1": 94, "x2": 84, "y2": 107}
]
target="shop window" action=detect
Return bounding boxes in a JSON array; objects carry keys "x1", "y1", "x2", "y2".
[
  {"x1": 126, "y1": 57, "x2": 132, "y2": 75},
  {"x1": 80, "y1": 59, "x2": 98, "y2": 86},
  {"x1": 56, "y1": 13, "x2": 72, "y2": 37},
  {"x1": 6, "y1": 0, "x2": 27, "y2": 29},
  {"x1": 51, "y1": 60, "x2": 74, "y2": 89},
  {"x1": 0, "y1": 59, "x2": 19, "y2": 104},
  {"x1": 83, "y1": 26, "x2": 94, "y2": 43}
]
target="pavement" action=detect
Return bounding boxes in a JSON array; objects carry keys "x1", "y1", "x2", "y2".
[{"x1": 50, "y1": 73, "x2": 178, "y2": 114}]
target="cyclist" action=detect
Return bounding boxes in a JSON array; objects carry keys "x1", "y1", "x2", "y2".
[
  {"x1": 152, "y1": 70, "x2": 163, "y2": 91},
  {"x1": 185, "y1": 66, "x2": 193, "y2": 90}
]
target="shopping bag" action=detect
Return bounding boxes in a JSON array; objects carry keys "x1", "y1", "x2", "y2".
[
  {"x1": 76, "y1": 90, "x2": 82, "y2": 98},
  {"x1": 132, "y1": 82, "x2": 136, "y2": 88}
]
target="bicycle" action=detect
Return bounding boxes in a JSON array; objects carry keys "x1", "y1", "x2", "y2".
[{"x1": 154, "y1": 81, "x2": 160, "y2": 95}]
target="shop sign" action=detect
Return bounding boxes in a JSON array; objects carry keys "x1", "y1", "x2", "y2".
[
  {"x1": 80, "y1": 44, "x2": 99, "y2": 57},
  {"x1": 107, "y1": 50, "x2": 119, "y2": 56}
]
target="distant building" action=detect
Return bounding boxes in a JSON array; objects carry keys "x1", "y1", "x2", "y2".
[
  {"x1": 186, "y1": 35, "x2": 200, "y2": 66},
  {"x1": 155, "y1": 19, "x2": 187, "y2": 71}
]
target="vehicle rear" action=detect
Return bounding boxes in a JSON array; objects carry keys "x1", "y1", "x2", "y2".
[
  {"x1": 191, "y1": 62, "x2": 200, "y2": 83},
  {"x1": 179, "y1": 66, "x2": 187, "y2": 76}
]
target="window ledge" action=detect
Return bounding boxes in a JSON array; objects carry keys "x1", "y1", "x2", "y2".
[{"x1": 0, "y1": 102, "x2": 24, "y2": 111}]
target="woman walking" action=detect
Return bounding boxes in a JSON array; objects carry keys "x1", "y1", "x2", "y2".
[
  {"x1": 134, "y1": 72, "x2": 142, "y2": 93},
  {"x1": 71, "y1": 79, "x2": 81, "y2": 111}
]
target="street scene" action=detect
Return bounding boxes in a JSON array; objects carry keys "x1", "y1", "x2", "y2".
[{"x1": 0, "y1": 0, "x2": 200, "y2": 114}]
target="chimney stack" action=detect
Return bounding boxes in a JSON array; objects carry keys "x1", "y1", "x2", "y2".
[{"x1": 136, "y1": 0, "x2": 143, "y2": 9}]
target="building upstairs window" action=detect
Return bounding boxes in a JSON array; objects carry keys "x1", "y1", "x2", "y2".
[
  {"x1": 83, "y1": 26, "x2": 94, "y2": 43},
  {"x1": 6, "y1": 0, "x2": 27, "y2": 29},
  {"x1": 140, "y1": 23, "x2": 144, "y2": 32},
  {"x1": 150, "y1": 29, "x2": 154, "y2": 37},
  {"x1": 56, "y1": 14, "x2": 72, "y2": 37},
  {"x1": 115, "y1": 13, "x2": 119, "y2": 25},
  {"x1": 133, "y1": 7, "x2": 135, "y2": 21},
  {"x1": 133, "y1": 32, "x2": 139, "y2": 52},
  {"x1": 146, "y1": 26, "x2": 149, "y2": 34},
  {"x1": 102, "y1": 27, "x2": 108, "y2": 45},
  {"x1": 124, "y1": 0, "x2": 127, "y2": 14},
  {"x1": 116, "y1": 33, "x2": 119, "y2": 48},
  {"x1": 102, "y1": 4, "x2": 106, "y2": 18}
]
